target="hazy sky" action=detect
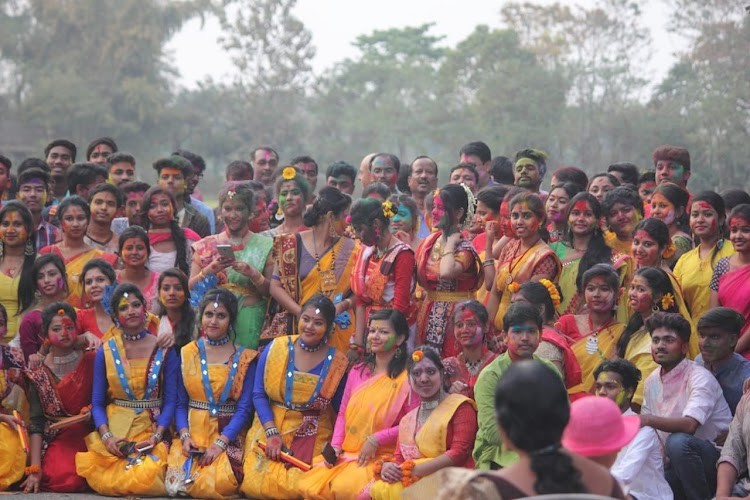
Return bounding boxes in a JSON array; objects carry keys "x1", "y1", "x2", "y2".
[{"x1": 169, "y1": 0, "x2": 685, "y2": 90}]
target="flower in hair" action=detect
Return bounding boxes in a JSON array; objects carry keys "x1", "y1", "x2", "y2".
[
  {"x1": 661, "y1": 292, "x2": 675, "y2": 311},
  {"x1": 227, "y1": 189, "x2": 236, "y2": 200},
  {"x1": 281, "y1": 167, "x2": 297, "y2": 180},
  {"x1": 507, "y1": 281, "x2": 521, "y2": 294},
  {"x1": 412, "y1": 350, "x2": 424, "y2": 362},
  {"x1": 382, "y1": 200, "x2": 396, "y2": 218},
  {"x1": 539, "y1": 279, "x2": 561, "y2": 307},
  {"x1": 57, "y1": 308, "x2": 65, "y2": 316}
]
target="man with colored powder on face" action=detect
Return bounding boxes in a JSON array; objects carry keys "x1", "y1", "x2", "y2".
[
  {"x1": 17, "y1": 168, "x2": 61, "y2": 249},
  {"x1": 292, "y1": 155, "x2": 319, "y2": 197},
  {"x1": 472, "y1": 302, "x2": 561, "y2": 470},
  {"x1": 106, "y1": 152, "x2": 136, "y2": 187},
  {"x1": 44, "y1": 139, "x2": 77, "y2": 204},
  {"x1": 250, "y1": 146, "x2": 279, "y2": 189},
  {"x1": 406, "y1": 156, "x2": 438, "y2": 238},
  {"x1": 459, "y1": 141, "x2": 494, "y2": 189},
  {"x1": 110, "y1": 181, "x2": 151, "y2": 235},
  {"x1": 369, "y1": 153, "x2": 400, "y2": 193},
  {"x1": 173, "y1": 149, "x2": 215, "y2": 234},
  {"x1": 652, "y1": 145, "x2": 691, "y2": 189},
  {"x1": 325, "y1": 161, "x2": 356, "y2": 195},
  {"x1": 153, "y1": 156, "x2": 210, "y2": 238},
  {"x1": 512, "y1": 148, "x2": 548, "y2": 198},
  {"x1": 85, "y1": 183, "x2": 122, "y2": 253},
  {"x1": 593, "y1": 358, "x2": 673, "y2": 500}
]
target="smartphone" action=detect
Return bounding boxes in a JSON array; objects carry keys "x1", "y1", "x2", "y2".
[
  {"x1": 118, "y1": 441, "x2": 136, "y2": 456},
  {"x1": 217, "y1": 244, "x2": 235, "y2": 261},
  {"x1": 322, "y1": 441, "x2": 337, "y2": 465}
]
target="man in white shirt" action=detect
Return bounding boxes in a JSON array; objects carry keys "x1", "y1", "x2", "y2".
[
  {"x1": 641, "y1": 312, "x2": 732, "y2": 500},
  {"x1": 594, "y1": 358, "x2": 673, "y2": 500}
]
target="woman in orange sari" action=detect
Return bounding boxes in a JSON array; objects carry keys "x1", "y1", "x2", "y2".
[
  {"x1": 298, "y1": 309, "x2": 415, "y2": 500},
  {"x1": 39, "y1": 197, "x2": 117, "y2": 308},
  {"x1": 488, "y1": 192, "x2": 561, "y2": 332},
  {"x1": 350, "y1": 198, "x2": 415, "y2": 362},
  {"x1": 415, "y1": 184, "x2": 483, "y2": 358},
  {"x1": 263, "y1": 186, "x2": 356, "y2": 352}
]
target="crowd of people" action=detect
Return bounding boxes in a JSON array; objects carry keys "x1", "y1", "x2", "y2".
[{"x1": 0, "y1": 137, "x2": 750, "y2": 499}]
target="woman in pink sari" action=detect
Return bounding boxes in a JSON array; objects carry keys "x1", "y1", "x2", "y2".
[{"x1": 710, "y1": 204, "x2": 750, "y2": 358}]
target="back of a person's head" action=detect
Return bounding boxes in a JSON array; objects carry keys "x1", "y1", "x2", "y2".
[{"x1": 495, "y1": 360, "x2": 585, "y2": 495}]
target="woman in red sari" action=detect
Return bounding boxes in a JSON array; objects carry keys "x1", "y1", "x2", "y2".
[
  {"x1": 415, "y1": 184, "x2": 483, "y2": 358},
  {"x1": 710, "y1": 204, "x2": 750, "y2": 358},
  {"x1": 23, "y1": 302, "x2": 94, "y2": 493},
  {"x1": 350, "y1": 197, "x2": 415, "y2": 360}
]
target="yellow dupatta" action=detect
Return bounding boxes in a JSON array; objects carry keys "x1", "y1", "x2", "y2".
[{"x1": 568, "y1": 322, "x2": 625, "y2": 396}]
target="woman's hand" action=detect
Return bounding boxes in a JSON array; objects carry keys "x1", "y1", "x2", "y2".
[
  {"x1": 380, "y1": 462, "x2": 403, "y2": 483},
  {"x1": 393, "y1": 230, "x2": 411, "y2": 244},
  {"x1": 485, "y1": 220, "x2": 501, "y2": 241},
  {"x1": 324, "y1": 446, "x2": 342, "y2": 468},
  {"x1": 334, "y1": 300, "x2": 349, "y2": 316},
  {"x1": 21, "y1": 472, "x2": 41, "y2": 493},
  {"x1": 0, "y1": 413, "x2": 23, "y2": 429},
  {"x1": 357, "y1": 436, "x2": 378, "y2": 466},
  {"x1": 449, "y1": 380, "x2": 469, "y2": 395},
  {"x1": 182, "y1": 436, "x2": 199, "y2": 457},
  {"x1": 198, "y1": 444, "x2": 223, "y2": 467},
  {"x1": 264, "y1": 434, "x2": 283, "y2": 461},
  {"x1": 230, "y1": 260, "x2": 258, "y2": 278},
  {"x1": 27, "y1": 353, "x2": 44, "y2": 370},
  {"x1": 156, "y1": 328, "x2": 175, "y2": 349},
  {"x1": 103, "y1": 435, "x2": 126, "y2": 458},
  {"x1": 80, "y1": 331, "x2": 102, "y2": 351},
  {"x1": 206, "y1": 256, "x2": 232, "y2": 275}
]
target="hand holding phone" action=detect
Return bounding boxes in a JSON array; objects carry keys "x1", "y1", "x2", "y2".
[
  {"x1": 216, "y1": 244, "x2": 235, "y2": 262},
  {"x1": 322, "y1": 441, "x2": 338, "y2": 466}
]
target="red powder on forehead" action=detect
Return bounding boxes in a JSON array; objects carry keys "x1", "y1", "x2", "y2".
[
  {"x1": 730, "y1": 216, "x2": 750, "y2": 228},
  {"x1": 61, "y1": 317, "x2": 75, "y2": 328},
  {"x1": 459, "y1": 308, "x2": 476, "y2": 322},
  {"x1": 693, "y1": 201, "x2": 713, "y2": 212},
  {"x1": 634, "y1": 229, "x2": 652, "y2": 241},
  {"x1": 573, "y1": 200, "x2": 590, "y2": 212}
]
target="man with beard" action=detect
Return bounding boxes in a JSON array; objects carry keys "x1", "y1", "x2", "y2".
[
  {"x1": 406, "y1": 155, "x2": 438, "y2": 237},
  {"x1": 512, "y1": 149, "x2": 548, "y2": 196},
  {"x1": 44, "y1": 139, "x2": 77, "y2": 204}
]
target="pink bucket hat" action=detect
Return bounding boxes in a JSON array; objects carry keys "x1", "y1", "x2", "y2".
[{"x1": 562, "y1": 396, "x2": 640, "y2": 456}]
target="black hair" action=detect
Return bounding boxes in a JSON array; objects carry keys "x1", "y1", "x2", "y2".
[
  {"x1": 729, "y1": 204, "x2": 750, "y2": 224},
  {"x1": 369, "y1": 153, "x2": 400, "y2": 174},
  {"x1": 581, "y1": 263, "x2": 620, "y2": 293},
  {"x1": 30, "y1": 253, "x2": 68, "y2": 301},
  {"x1": 476, "y1": 185, "x2": 508, "y2": 213},
  {"x1": 88, "y1": 182, "x2": 124, "y2": 208},
  {"x1": 118, "y1": 225, "x2": 151, "y2": 258},
  {"x1": 449, "y1": 162, "x2": 480, "y2": 185},
  {"x1": 226, "y1": 160, "x2": 254, "y2": 181},
  {"x1": 509, "y1": 191, "x2": 547, "y2": 240},
  {"x1": 86, "y1": 137, "x2": 118, "y2": 160},
  {"x1": 58, "y1": 196, "x2": 91, "y2": 221},
  {"x1": 698, "y1": 307, "x2": 745, "y2": 336},
  {"x1": 490, "y1": 156, "x2": 514, "y2": 185},
  {"x1": 633, "y1": 217, "x2": 670, "y2": 252},
  {"x1": 410, "y1": 155, "x2": 439, "y2": 176},
  {"x1": 152, "y1": 156, "x2": 191, "y2": 177},
  {"x1": 362, "y1": 182, "x2": 392, "y2": 201},
  {"x1": 516, "y1": 282, "x2": 557, "y2": 324},
  {"x1": 564, "y1": 193, "x2": 612, "y2": 293},
  {"x1": 155, "y1": 268, "x2": 195, "y2": 349},
  {"x1": 350, "y1": 197, "x2": 390, "y2": 231},
  {"x1": 139, "y1": 186, "x2": 189, "y2": 274},
  {"x1": 109, "y1": 282, "x2": 146, "y2": 318},
  {"x1": 438, "y1": 183, "x2": 471, "y2": 226},
  {"x1": 291, "y1": 155, "x2": 318, "y2": 175},
  {"x1": 399, "y1": 163, "x2": 412, "y2": 194},
  {"x1": 593, "y1": 358, "x2": 641, "y2": 392},
  {"x1": 587, "y1": 172, "x2": 620, "y2": 191},
  {"x1": 0, "y1": 155, "x2": 11, "y2": 173},
  {"x1": 691, "y1": 191, "x2": 727, "y2": 266},
  {"x1": 274, "y1": 165, "x2": 312, "y2": 200},
  {"x1": 638, "y1": 170, "x2": 655, "y2": 186},
  {"x1": 552, "y1": 166, "x2": 588, "y2": 189},
  {"x1": 80, "y1": 258, "x2": 116, "y2": 297},
  {"x1": 17, "y1": 158, "x2": 50, "y2": 176},
  {"x1": 645, "y1": 311, "x2": 691, "y2": 344},
  {"x1": 67, "y1": 163, "x2": 107, "y2": 195},
  {"x1": 325, "y1": 161, "x2": 356, "y2": 183},
  {"x1": 452, "y1": 299, "x2": 490, "y2": 326},
  {"x1": 503, "y1": 301, "x2": 543, "y2": 331},
  {"x1": 121, "y1": 181, "x2": 151, "y2": 196},
  {"x1": 607, "y1": 162, "x2": 640, "y2": 185},
  {"x1": 218, "y1": 181, "x2": 255, "y2": 210},
  {"x1": 653, "y1": 182, "x2": 690, "y2": 231},
  {"x1": 722, "y1": 189, "x2": 750, "y2": 214},
  {"x1": 0, "y1": 201, "x2": 37, "y2": 314},
  {"x1": 406, "y1": 345, "x2": 445, "y2": 377},
  {"x1": 459, "y1": 141, "x2": 492, "y2": 164},
  {"x1": 41, "y1": 302, "x2": 78, "y2": 339},
  {"x1": 302, "y1": 186, "x2": 351, "y2": 227},
  {"x1": 299, "y1": 294, "x2": 337, "y2": 338},
  {"x1": 44, "y1": 139, "x2": 77, "y2": 162},
  {"x1": 197, "y1": 288, "x2": 239, "y2": 343},
  {"x1": 106, "y1": 152, "x2": 135, "y2": 168},
  {"x1": 18, "y1": 167, "x2": 50, "y2": 188},
  {"x1": 617, "y1": 266, "x2": 677, "y2": 357},
  {"x1": 549, "y1": 182, "x2": 584, "y2": 203},
  {"x1": 602, "y1": 185, "x2": 644, "y2": 218},
  {"x1": 364, "y1": 309, "x2": 409, "y2": 379},
  {"x1": 494, "y1": 360, "x2": 583, "y2": 495},
  {"x1": 514, "y1": 149, "x2": 548, "y2": 175},
  {"x1": 173, "y1": 149, "x2": 206, "y2": 174},
  {"x1": 389, "y1": 194, "x2": 419, "y2": 232}
]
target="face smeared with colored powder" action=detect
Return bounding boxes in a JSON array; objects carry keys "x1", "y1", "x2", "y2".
[
  {"x1": 651, "y1": 192, "x2": 676, "y2": 226},
  {"x1": 0, "y1": 211, "x2": 29, "y2": 244},
  {"x1": 431, "y1": 194, "x2": 450, "y2": 230},
  {"x1": 383, "y1": 334, "x2": 397, "y2": 351},
  {"x1": 47, "y1": 315, "x2": 78, "y2": 348},
  {"x1": 690, "y1": 201, "x2": 719, "y2": 239},
  {"x1": 390, "y1": 205, "x2": 413, "y2": 233},
  {"x1": 454, "y1": 308, "x2": 484, "y2": 347},
  {"x1": 631, "y1": 229, "x2": 661, "y2": 267},
  {"x1": 568, "y1": 200, "x2": 597, "y2": 235},
  {"x1": 499, "y1": 200, "x2": 513, "y2": 237},
  {"x1": 594, "y1": 372, "x2": 628, "y2": 409}
]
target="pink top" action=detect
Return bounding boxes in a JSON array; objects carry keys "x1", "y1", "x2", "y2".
[{"x1": 331, "y1": 364, "x2": 418, "y2": 449}]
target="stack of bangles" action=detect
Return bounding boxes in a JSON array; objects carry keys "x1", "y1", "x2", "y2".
[
  {"x1": 482, "y1": 258, "x2": 495, "y2": 268},
  {"x1": 25, "y1": 465, "x2": 41, "y2": 476}
]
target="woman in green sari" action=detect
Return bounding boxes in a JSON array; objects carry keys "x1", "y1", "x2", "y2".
[{"x1": 190, "y1": 182, "x2": 273, "y2": 348}]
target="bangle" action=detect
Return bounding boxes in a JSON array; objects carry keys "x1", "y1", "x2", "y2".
[
  {"x1": 482, "y1": 259, "x2": 495, "y2": 267},
  {"x1": 440, "y1": 250, "x2": 454, "y2": 257},
  {"x1": 180, "y1": 431, "x2": 191, "y2": 443},
  {"x1": 101, "y1": 431, "x2": 114, "y2": 442},
  {"x1": 151, "y1": 431, "x2": 163, "y2": 442},
  {"x1": 25, "y1": 465, "x2": 42, "y2": 476},
  {"x1": 265, "y1": 427, "x2": 280, "y2": 438},
  {"x1": 252, "y1": 275, "x2": 266, "y2": 288},
  {"x1": 197, "y1": 270, "x2": 204, "y2": 280},
  {"x1": 215, "y1": 437, "x2": 228, "y2": 450}
]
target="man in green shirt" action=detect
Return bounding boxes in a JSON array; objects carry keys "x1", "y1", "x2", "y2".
[{"x1": 472, "y1": 301, "x2": 562, "y2": 470}]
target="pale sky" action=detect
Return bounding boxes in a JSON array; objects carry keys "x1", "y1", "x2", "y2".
[{"x1": 168, "y1": 0, "x2": 684, "y2": 90}]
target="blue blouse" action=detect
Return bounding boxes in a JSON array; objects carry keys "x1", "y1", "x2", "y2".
[
  {"x1": 175, "y1": 357, "x2": 257, "y2": 442},
  {"x1": 92, "y1": 347, "x2": 179, "y2": 430},
  {"x1": 252, "y1": 345, "x2": 346, "y2": 426}
]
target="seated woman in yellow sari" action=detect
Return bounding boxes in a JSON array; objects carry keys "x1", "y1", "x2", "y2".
[
  {"x1": 241, "y1": 295, "x2": 348, "y2": 499},
  {"x1": 75, "y1": 283, "x2": 179, "y2": 497},
  {"x1": 0, "y1": 305, "x2": 26, "y2": 491},
  {"x1": 190, "y1": 182, "x2": 273, "y2": 349},
  {"x1": 555, "y1": 264, "x2": 624, "y2": 396},
  {"x1": 167, "y1": 289, "x2": 258, "y2": 499},
  {"x1": 39, "y1": 197, "x2": 117, "y2": 308},
  {"x1": 298, "y1": 309, "x2": 415, "y2": 500},
  {"x1": 369, "y1": 347, "x2": 477, "y2": 500},
  {"x1": 264, "y1": 186, "x2": 356, "y2": 352}
]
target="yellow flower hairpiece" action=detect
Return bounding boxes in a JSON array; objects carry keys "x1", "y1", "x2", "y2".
[
  {"x1": 382, "y1": 200, "x2": 396, "y2": 218},
  {"x1": 281, "y1": 167, "x2": 297, "y2": 180},
  {"x1": 662, "y1": 241, "x2": 676, "y2": 260},
  {"x1": 57, "y1": 308, "x2": 65, "y2": 316},
  {"x1": 540, "y1": 279, "x2": 561, "y2": 307},
  {"x1": 661, "y1": 292, "x2": 675, "y2": 310},
  {"x1": 412, "y1": 350, "x2": 424, "y2": 363},
  {"x1": 507, "y1": 281, "x2": 521, "y2": 294}
]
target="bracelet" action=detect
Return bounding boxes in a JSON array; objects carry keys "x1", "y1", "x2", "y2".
[
  {"x1": 197, "y1": 270, "x2": 204, "y2": 280},
  {"x1": 215, "y1": 437, "x2": 228, "y2": 450},
  {"x1": 180, "y1": 431, "x2": 191, "y2": 443},
  {"x1": 265, "y1": 427, "x2": 280, "y2": 438},
  {"x1": 25, "y1": 465, "x2": 42, "y2": 475},
  {"x1": 482, "y1": 259, "x2": 496, "y2": 267},
  {"x1": 440, "y1": 250, "x2": 454, "y2": 257},
  {"x1": 152, "y1": 431, "x2": 163, "y2": 442},
  {"x1": 100, "y1": 431, "x2": 114, "y2": 442},
  {"x1": 252, "y1": 275, "x2": 266, "y2": 288}
]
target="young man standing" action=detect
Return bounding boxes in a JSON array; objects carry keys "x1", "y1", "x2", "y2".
[
  {"x1": 459, "y1": 141, "x2": 493, "y2": 189},
  {"x1": 369, "y1": 153, "x2": 400, "y2": 193},
  {"x1": 44, "y1": 139, "x2": 77, "y2": 203},
  {"x1": 250, "y1": 147, "x2": 279, "y2": 188},
  {"x1": 473, "y1": 302, "x2": 560, "y2": 471},
  {"x1": 325, "y1": 161, "x2": 356, "y2": 195},
  {"x1": 111, "y1": 181, "x2": 151, "y2": 234},
  {"x1": 406, "y1": 156, "x2": 438, "y2": 238},
  {"x1": 85, "y1": 184, "x2": 122, "y2": 253},
  {"x1": 17, "y1": 168, "x2": 60, "y2": 249},
  {"x1": 594, "y1": 358, "x2": 672, "y2": 500},
  {"x1": 292, "y1": 155, "x2": 319, "y2": 195},
  {"x1": 641, "y1": 312, "x2": 732, "y2": 500},
  {"x1": 653, "y1": 145, "x2": 691, "y2": 188},
  {"x1": 512, "y1": 149, "x2": 547, "y2": 195},
  {"x1": 173, "y1": 149, "x2": 215, "y2": 234},
  {"x1": 153, "y1": 156, "x2": 210, "y2": 237},
  {"x1": 106, "y1": 152, "x2": 137, "y2": 186},
  {"x1": 67, "y1": 163, "x2": 108, "y2": 201}
]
